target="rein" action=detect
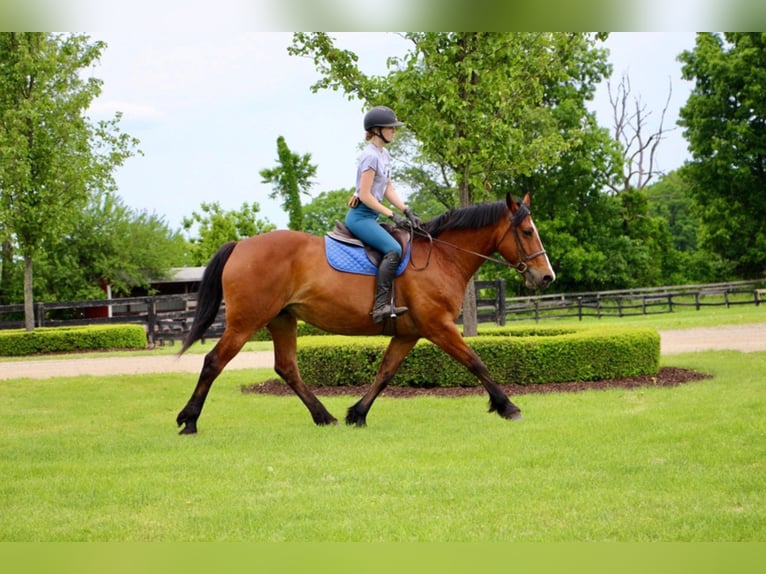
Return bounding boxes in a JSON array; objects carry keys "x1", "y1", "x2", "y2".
[{"x1": 405, "y1": 206, "x2": 547, "y2": 275}]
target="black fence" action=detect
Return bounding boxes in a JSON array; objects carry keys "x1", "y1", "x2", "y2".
[
  {"x1": 474, "y1": 279, "x2": 766, "y2": 325},
  {"x1": 0, "y1": 294, "x2": 226, "y2": 347},
  {"x1": 2, "y1": 280, "x2": 765, "y2": 344}
]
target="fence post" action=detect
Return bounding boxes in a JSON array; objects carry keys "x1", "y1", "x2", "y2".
[
  {"x1": 496, "y1": 278, "x2": 506, "y2": 326},
  {"x1": 146, "y1": 297, "x2": 157, "y2": 347},
  {"x1": 35, "y1": 303, "x2": 45, "y2": 328}
]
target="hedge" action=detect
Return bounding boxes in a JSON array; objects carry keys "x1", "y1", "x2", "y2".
[
  {"x1": 294, "y1": 325, "x2": 660, "y2": 387},
  {"x1": 250, "y1": 322, "x2": 326, "y2": 341},
  {"x1": 0, "y1": 325, "x2": 147, "y2": 356}
]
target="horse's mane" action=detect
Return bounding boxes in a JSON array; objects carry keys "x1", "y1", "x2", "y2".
[{"x1": 422, "y1": 201, "x2": 507, "y2": 238}]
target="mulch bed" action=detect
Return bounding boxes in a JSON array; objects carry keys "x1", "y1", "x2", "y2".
[{"x1": 242, "y1": 367, "x2": 710, "y2": 398}]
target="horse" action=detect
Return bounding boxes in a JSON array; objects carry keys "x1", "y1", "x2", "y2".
[{"x1": 175, "y1": 193, "x2": 555, "y2": 434}]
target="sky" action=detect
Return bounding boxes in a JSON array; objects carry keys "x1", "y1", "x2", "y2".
[{"x1": 86, "y1": 31, "x2": 699, "y2": 231}]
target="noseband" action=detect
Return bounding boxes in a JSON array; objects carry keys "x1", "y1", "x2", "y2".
[{"x1": 496, "y1": 202, "x2": 547, "y2": 274}]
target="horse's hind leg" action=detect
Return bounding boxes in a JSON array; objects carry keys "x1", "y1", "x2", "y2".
[
  {"x1": 268, "y1": 313, "x2": 337, "y2": 426},
  {"x1": 176, "y1": 327, "x2": 251, "y2": 435}
]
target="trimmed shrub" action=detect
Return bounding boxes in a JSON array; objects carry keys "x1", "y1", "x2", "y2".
[
  {"x1": 0, "y1": 325, "x2": 147, "y2": 356},
  {"x1": 250, "y1": 321, "x2": 326, "y2": 341},
  {"x1": 295, "y1": 326, "x2": 660, "y2": 388}
]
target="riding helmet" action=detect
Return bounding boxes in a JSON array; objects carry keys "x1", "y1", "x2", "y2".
[{"x1": 364, "y1": 106, "x2": 405, "y2": 131}]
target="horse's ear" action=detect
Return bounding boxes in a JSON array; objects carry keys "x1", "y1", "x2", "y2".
[
  {"x1": 506, "y1": 193, "x2": 530, "y2": 212},
  {"x1": 506, "y1": 193, "x2": 519, "y2": 212}
]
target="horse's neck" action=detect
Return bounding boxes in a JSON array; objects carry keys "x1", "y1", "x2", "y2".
[{"x1": 436, "y1": 228, "x2": 497, "y2": 279}]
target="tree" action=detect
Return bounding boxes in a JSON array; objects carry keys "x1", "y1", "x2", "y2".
[
  {"x1": 259, "y1": 136, "x2": 317, "y2": 231},
  {"x1": 302, "y1": 188, "x2": 352, "y2": 236},
  {"x1": 678, "y1": 32, "x2": 766, "y2": 278},
  {"x1": 182, "y1": 201, "x2": 275, "y2": 265},
  {"x1": 33, "y1": 192, "x2": 190, "y2": 301},
  {"x1": 0, "y1": 33, "x2": 139, "y2": 329},
  {"x1": 645, "y1": 171, "x2": 734, "y2": 283},
  {"x1": 289, "y1": 33, "x2": 603, "y2": 333},
  {"x1": 606, "y1": 73, "x2": 674, "y2": 194}
]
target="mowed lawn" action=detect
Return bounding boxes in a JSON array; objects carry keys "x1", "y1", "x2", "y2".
[{"x1": 1, "y1": 346, "x2": 764, "y2": 541}]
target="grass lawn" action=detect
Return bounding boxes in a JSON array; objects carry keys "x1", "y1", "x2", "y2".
[{"x1": 0, "y1": 347, "x2": 763, "y2": 541}]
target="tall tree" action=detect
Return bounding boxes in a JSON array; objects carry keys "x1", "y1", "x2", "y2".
[
  {"x1": 645, "y1": 171, "x2": 734, "y2": 283},
  {"x1": 0, "y1": 33, "x2": 139, "y2": 329},
  {"x1": 678, "y1": 32, "x2": 766, "y2": 278},
  {"x1": 259, "y1": 135, "x2": 317, "y2": 231},
  {"x1": 182, "y1": 201, "x2": 275, "y2": 266},
  {"x1": 34, "y1": 192, "x2": 190, "y2": 301},
  {"x1": 302, "y1": 188, "x2": 352, "y2": 236},
  {"x1": 606, "y1": 73, "x2": 674, "y2": 194},
  {"x1": 289, "y1": 33, "x2": 601, "y2": 333}
]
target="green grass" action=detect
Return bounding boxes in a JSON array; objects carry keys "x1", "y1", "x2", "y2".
[{"x1": 1, "y1": 349, "x2": 764, "y2": 541}]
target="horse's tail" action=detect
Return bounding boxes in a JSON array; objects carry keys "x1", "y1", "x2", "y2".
[{"x1": 179, "y1": 241, "x2": 238, "y2": 355}]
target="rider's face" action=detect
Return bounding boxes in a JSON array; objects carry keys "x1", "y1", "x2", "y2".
[{"x1": 381, "y1": 126, "x2": 397, "y2": 141}]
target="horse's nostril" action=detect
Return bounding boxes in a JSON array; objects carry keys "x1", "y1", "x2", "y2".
[{"x1": 543, "y1": 275, "x2": 554, "y2": 285}]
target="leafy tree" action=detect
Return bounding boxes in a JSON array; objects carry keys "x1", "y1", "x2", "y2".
[
  {"x1": 182, "y1": 201, "x2": 275, "y2": 265},
  {"x1": 646, "y1": 170, "x2": 735, "y2": 283},
  {"x1": 302, "y1": 188, "x2": 352, "y2": 236},
  {"x1": 259, "y1": 135, "x2": 317, "y2": 231},
  {"x1": 289, "y1": 32, "x2": 603, "y2": 333},
  {"x1": 33, "y1": 192, "x2": 189, "y2": 301},
  {"x1": 645, "y1": 171, "x2": 698, "y2": 252},
  {"x1": 0, "y1": 33, "x2": 139, "y2": 329},
  {"x1": 678, "y1": 32, "x2": 766, "y2": 278}
]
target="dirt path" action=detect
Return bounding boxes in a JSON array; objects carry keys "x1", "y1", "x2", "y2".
[{"x1": 1, "y1": 323, "x2": 765, "y2": 381}]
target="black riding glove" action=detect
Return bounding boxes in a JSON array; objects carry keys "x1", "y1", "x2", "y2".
[
  {"x1": 388, "y1": 213, "x2": 409, "y2": 228},
  {"x1": 404, "y1": 207, "x2": 423, "y2": 229}
]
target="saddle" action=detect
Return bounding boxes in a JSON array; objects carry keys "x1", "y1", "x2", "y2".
[{"x1": 324, "y1": 221, "x2": 411, "y2": 276}]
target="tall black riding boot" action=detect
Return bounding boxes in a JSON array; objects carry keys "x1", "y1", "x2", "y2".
[{"x1": 371, "y1": 251, "x2": 408, "y2": 324}]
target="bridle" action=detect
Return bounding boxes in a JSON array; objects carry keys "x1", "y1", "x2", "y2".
[{"x1": 407, "y1": 203, "x2": 547, "y2": 275}]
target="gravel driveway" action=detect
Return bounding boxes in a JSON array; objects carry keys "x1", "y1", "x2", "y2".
[{"x1": 1, "y1": 323, "x2": 765, "y2": 380}]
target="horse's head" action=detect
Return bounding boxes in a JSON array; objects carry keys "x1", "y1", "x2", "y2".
[{"x1": 499, "y1": 193, "x2": 556, "y2": 289}]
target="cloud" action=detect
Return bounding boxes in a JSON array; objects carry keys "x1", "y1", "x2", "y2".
[{"x1": 89, "y1": 100, "x2": 166, "y2": 124}]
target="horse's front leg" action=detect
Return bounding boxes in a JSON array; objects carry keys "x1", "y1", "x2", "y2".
[
  {"x1": 346, "y1": 336, "x2": 418, "y2": 427},
  {"x1": 427, "y1": 324, "x2": 522, "y2": 420}
]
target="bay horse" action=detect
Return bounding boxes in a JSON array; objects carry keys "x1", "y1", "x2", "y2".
[{"x1": 176, "y1": 193, "x2": 555, "y2": 434}]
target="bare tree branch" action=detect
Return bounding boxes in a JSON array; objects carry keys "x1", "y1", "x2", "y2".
[{"x1": 606, "y1": 74, "x2": 674, "y2": 194}]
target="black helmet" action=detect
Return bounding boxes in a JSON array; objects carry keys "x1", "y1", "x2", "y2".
[{"x1": 364, "y1": 106, "x2": 405, "y2": 131}]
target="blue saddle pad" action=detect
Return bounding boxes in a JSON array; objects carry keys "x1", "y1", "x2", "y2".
[{"x1": 324, "y1": 237, "x2": 409, "y2": 276}]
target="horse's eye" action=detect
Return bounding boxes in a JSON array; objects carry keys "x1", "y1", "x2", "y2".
[{"x1": 522, "y1": 229, "x2": 533, "y2": 237}]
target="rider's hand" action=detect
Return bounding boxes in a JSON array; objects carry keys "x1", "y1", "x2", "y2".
[
  {"x1": 388, "y1": 212, "x2": 409, "y2": 227},
  {"x1": 404, "y1": 207, "x2": 423, "y2": 229}
]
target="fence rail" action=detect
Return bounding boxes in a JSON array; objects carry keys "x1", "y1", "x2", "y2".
[
  {"x1": 473, "y1": 279, "x2": 766, "y2": 325},
  {"x1": 1, "y1": 280, "x2": 765, "y2": 344},
  {"x1": 0, "y1": 294, "x2": 226, "y2": 347}
]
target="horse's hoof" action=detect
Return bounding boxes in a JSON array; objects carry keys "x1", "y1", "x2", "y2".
[
  {"x1": 345, "y1": 414, "x2": 367, "y2": 427},
  {"x1": 315, "y1": 418, "x2": 339, "y2": 426},
  {"x1": 509, "y1": 411, "x2": 523, "y2": 421},
  {"x1": 178, "y1": 424, "x2": 197, "y2": 435}
]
